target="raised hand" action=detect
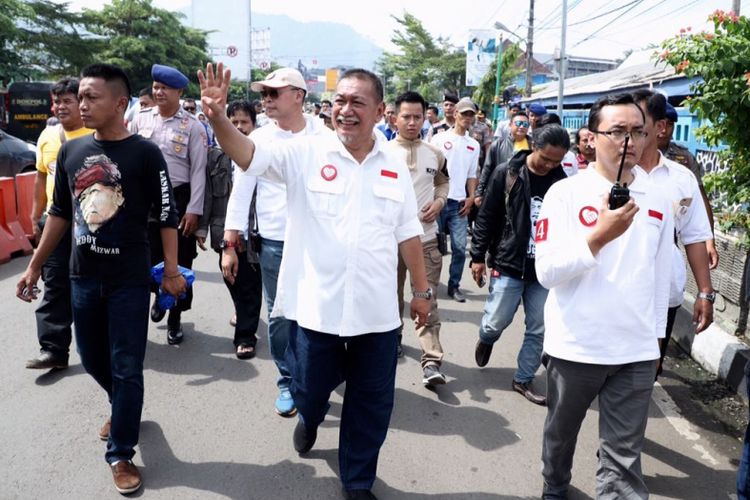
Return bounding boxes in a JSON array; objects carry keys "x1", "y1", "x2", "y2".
[{"x1": 197, "y1": 62, "x2": 231, "y2": 121}]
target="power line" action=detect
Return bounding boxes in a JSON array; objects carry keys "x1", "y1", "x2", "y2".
[
  {"x1": 569, "y1": 0, "x2": 643, "y2": 27},
  {"x1": 570, "y1": 0, "x2": 645, "y2": 49}
]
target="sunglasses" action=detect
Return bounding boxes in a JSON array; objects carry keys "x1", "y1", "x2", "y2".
[
  {"x1": 260, "y1": 87, "x2": 297, "y2": 99},
  {"x1": 513, "y1": 120, "x2": 529, "y2": 127},
  {"x1": 183, "y1": 106, "x2": 196, "y2": 112}
]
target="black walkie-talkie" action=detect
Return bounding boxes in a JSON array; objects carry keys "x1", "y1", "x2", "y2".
[{"x1": 608, "y1": 135, "x2": 630, "y2": 210}]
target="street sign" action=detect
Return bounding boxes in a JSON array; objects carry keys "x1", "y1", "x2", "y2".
[{"x1": 227, "y1": 45, "x2": 238, "y2": 57}]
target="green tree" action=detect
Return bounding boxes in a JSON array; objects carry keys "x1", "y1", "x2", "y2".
[
  {"x1": 471, "y1": 42, "x2": 522, "y2": 113},
  {"x1": 83, "y1": 0, "x2": 210, "y2": 96},
  {"x1": 376, "y1": 12, "x2": 468, "y2": 103},
  {"x1": 0, "y1": 0, "x2": 33, "y2": 83},
  {"x1": 660, "y1": 10, "x2": 750, "y2": 233}
]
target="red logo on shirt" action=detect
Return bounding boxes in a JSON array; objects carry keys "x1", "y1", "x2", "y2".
[
  {"x1": 648, "y1": 209, "x2": 663, "y2": 221},
  {"x1": 578, "y1": 206, "x2": 599, "y2": 227},
  {"x1": 444, "y1": 141, "x2": 453, "y2": 150},
  {"x1": 381, "y1": 169, "x2": 398, "y2": 179},
  {"x1": 320, "y1": 164, "x2": 337, "y2": 181},
  {"x1": 535, "y1": 218, "x2": 549, "y2": 242},
  {"x1": 467, "y1": 145, "x2": 475, "y2": 151}
]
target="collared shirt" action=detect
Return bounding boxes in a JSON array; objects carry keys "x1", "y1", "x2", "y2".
[
  {"x1": 376, "y1": 123, "x2": 398, "y2": 141},
  {"x1": 665, "y1": 141, "x2": 703, "y2": 182},
  {"x1": 535, "y1": 167, "x2": 673, "y2": 364},
  {"x1": 247, "y1": 132, "x2": 423, "y2": 336},
  {"x1": 387, "y1": 135, "x2": 449, "y2": 243},
  {"x1": 430, "y1": 129, "x2": 479, "y2": 201},
  {"x1": 561, "y1": 151, "x2": 578, "y2": 177},
  {"x1": 129, "y1": 107, "x2": 208, "y2": 215},
  {"x1": 36, "y1": 125, "x2": 94, "y2": 210},
  {"x1": 634, "y1": 152, "x2": 713, "y2": 306},
  {"x1": 225, "y1": 115, "x2": 333, "y2": 239}
]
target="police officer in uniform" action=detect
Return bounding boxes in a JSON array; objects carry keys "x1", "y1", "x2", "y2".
[
  {"x1": 658, "y1": 102, "x2": 719, "y2": 269},
  {"x1": 130, "y1": 64, "x2": 208, "y2": 344}
]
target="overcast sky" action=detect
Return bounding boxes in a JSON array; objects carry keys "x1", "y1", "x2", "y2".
[{"x1": 55, "y1": 0, "x2": 723, "y2": 61}]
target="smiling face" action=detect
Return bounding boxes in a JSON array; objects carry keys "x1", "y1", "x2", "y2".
[{"x1": 332, "y1": 76, "x2": 384, "y2": 150}]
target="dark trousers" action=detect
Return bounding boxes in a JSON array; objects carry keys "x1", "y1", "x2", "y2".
[
  {"x1": 34, "y1": 220, "x2": 72, "y2": 357},
  {"x1": 738, "y1": 373, "x2": 750, "y2": 499},
  {"x1": 149, "y1": 183, "x2": 196, "y2": 313},
  {"x1": 220, "y1": 250, "x2": 262, "y2": 347},
  {"x1": 286, "y1": 323, "x2": 398, "y2": 490},
  {"x1": 70, "y1": 278, "x2": 150, "y2": 464}
]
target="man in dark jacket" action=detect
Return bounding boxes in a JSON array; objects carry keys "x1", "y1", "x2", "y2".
[
  {"x1": 475, "y1": 111, "x2": 530, "y2": 204},
  {"x1": 469, "y1": 124, "x2": 570, "y2": 406}
]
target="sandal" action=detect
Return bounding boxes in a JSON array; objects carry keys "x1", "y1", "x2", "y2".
[{"x1": 236, "y1": 343, "x2": 256, "y2": 360}]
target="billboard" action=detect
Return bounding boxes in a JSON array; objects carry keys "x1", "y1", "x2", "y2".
[{"x1": 466, "y1": 30, "x2": 500, "y2": 87}]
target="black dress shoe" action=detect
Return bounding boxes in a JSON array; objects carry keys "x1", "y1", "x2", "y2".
[
  {"x1": 167, "y1": 325, "x2": 183, "y2": 345},
  {"x1": 512, "y1": 380, "x2": 547, "y2": 406},
  {"x1": 343, "y1": 489, "x2": 378, "y2": 500},
  {"x1": 293, "y1": 419, "x2": 317, "y2": 454},
  {"x1": 26, "y1": 350, "x2": 68, "y2": 370},
  {"x1": 150, "y1": 300, "x2": 166, "y2": 323},
  {"x1": 474, "y1": 340, "x2": 493, "y2": 367}
]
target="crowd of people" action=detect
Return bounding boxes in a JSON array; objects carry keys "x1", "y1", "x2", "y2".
[{"x1": 13, "y1": 58, "x2": 734, "y2": 500}]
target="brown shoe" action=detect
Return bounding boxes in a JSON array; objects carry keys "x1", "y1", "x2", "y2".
[
  {"x1": 110, "y1": 460, "x2": 142, "y2": 495},
  {"x1": 99, "y1": 418, "x2": 111, "y2": 441},
  {"x1": 512, "y1": 380, "x2": 547, "y2": 406}
]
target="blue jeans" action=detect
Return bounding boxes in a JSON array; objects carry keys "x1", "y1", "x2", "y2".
[
  {"x1": 738, "y1": 373, "x2": 750, "y2": 499},
  {"x1": 438, "y1": 199, "x2": 468, "y2": 290},
  {"x1": 479, "y1": 274, "x2": 548, "y2": 383},
  {"x1": 259, "y1": 237, "x2": 293, "y2": 390},
  {"x1": 286, "y1": 324, "x2": 398, "y2": 490},
  {"x1": 70, "y1": 278, "x2": 150, "y2": 464}
]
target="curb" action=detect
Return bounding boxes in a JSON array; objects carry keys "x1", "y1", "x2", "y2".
[{"x1": 672, "y1": 294, "x2": 750, "y2": 401}]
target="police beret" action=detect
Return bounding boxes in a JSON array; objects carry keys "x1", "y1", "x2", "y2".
[
  {"x1": 151, "y1": 64, "x2": 189, "y2": 89},
  {"x1": 527, "y1": 103, "x2": 547, "y2": 116},
  {"x1": 665, "y1": 103, "x2": 678, "y2": 122}
]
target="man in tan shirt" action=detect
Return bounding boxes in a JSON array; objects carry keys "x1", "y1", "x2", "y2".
[{"x1": 387, "y1": 91, "x2": 450, "y2": 386}]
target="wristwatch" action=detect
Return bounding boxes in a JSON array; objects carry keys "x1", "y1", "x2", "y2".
[
  {"x1": 697, "y1": 291, "x2": 716, "y2": 303},
  {"x1": 219, "y1": 239, "x2": 238, "y2": 250},
  {"x1": 412, "y1": 287, "x2": 433, "y2": 300}
]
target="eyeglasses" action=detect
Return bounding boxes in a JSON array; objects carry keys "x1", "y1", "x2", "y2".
[
  {"x1": 183, "y1": 106, "x2": 196, "y2": 112},
  {"x1": 260, "y1": 87, "x2": 298, "y2": 99},
  {"x1": 591, "y1": 129, "x2": 648, "y2": 141},
  {"x1": 513, "y1": 120, "x2": 530, "y2": 127}
]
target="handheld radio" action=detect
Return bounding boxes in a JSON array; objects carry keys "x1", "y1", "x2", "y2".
[{"x1": 608, "y1": 135, "x2": 630, "y2": 210}]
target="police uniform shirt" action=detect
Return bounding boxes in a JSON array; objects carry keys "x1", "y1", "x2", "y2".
[
  {"x1": 246, "y1": 132, "x2": 423, "y2": 337},
  {"x1": 666, "y1": 141, "x2": 703, "y2": 182},
  {"x1": 535, "y1": 167, "x2": 674, "y2": 365},
  {"x1": 430, "y1": 129, "x2": 479, "y2": 201},
  {"x1": 129, "y1": 107, "x2": 208, "y2": 215}
]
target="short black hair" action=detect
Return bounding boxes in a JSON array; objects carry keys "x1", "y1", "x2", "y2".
[
  {"x1": 138, "y1": 87, "x2": 153, "y2": 98},
  {"x1": 532, "y1": 124, "x2": 571, "y2": 150},
  {"x1": 426, "y1": 104, "x2": 439, "y2": 115},
  {"x1": 227, "y1": 99, "x2": 257, "y2": 125},
  {"x1": 630, "y1": 89, "x2": 667, "y2": 122},
  {"x1": 340, "y1": 68, "x2": 384, "y2": 103},
  {"x1": 314, "y1": 103, "x2": 321, "y2": 109},
  {"x1": 511, "y1": 110, "x2": 528, "y2": 119},
  {"x1": 51, "y1": 78, "x2": 79, "y2": 98},
  {"x1": 588, "y1": 93, "x2": 645, "y2": 132},
  {"x1": 183, "y1": 97, "x2": 196, "y2": 105},
  {"x1": 321, "y1": 99, "x2": 332, "y2": 106},
  {"x1": 80, "y1": 63, "x2": 132, "y2": 98},
  {"x1": 395, "y1": 91, "x2": 426, "y2": 113},
  {"x1": 537, "y1": 112, "x2": 561, "y2": 127},
  {"x1": 575, "y1": 126, "x2": 589, "y2": 144}
]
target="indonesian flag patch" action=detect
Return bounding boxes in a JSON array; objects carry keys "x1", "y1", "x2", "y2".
[
  {"x1": 381, "y1": 169, "x2": 398, "y2": 179},
  {"x1": 648, "y1": 209, "x2": 663, "y2": 221}
]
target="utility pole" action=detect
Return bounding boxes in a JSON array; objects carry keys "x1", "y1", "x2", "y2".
[
  {"x1": 733, "y1": 0, "x2": 741, "y2": 14},
  {"x1": 525, "y1": 0, "x2": 535, "y2": 97},
  {"x1": 247, "y1": 1, "x2": 252, "y2": 100},
  {"x1": 556, "y1": 0, "x2": 567, "y2": 117}
]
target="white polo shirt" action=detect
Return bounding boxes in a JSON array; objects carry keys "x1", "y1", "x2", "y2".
[
  {"x1": 561, "y1": 151, "x2": 578, "y2": 177},
  {"x1": 634, "y1": 152, "x2": 713, "y2": 307},
  {"x1": 247, "y1": 132, "x2": 423, "y2": 336},
  {"x1": 225, "y1": 115, "x2": 332, "y2": 238},
  {"x1": 430, "y1": 129, "x2": 479, "y2": 201},
  {"x1": 535, "y1": 167, "x2": 673, "y2": 365}
]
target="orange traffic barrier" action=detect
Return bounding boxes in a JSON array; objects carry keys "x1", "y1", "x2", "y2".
[
  {"x1": 0, "y1": 176, "x2": 33, "y2": 264},
  {"x1": 15, "y1": 171, "x2": 36, "y2": 239}
]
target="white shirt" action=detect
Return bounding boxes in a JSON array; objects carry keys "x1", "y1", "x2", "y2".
[
  {"x1": 430, "y1": 130, "x2": 479, "y2": 201},
  {"x1": 225, "y1": 115, "x2": 333, "y2": 238},
  {"x1": 535, "y1": 167, "x2": 673, "y2": 364},
  {"x1": 561, "y1": 151, "x2": 578, "y2": 177},
  {"x1": 634, "y1": 152, "x2": 713, "y2": 307},
  {"x1": 247, "y1": 132, "x2": 423, "y2": 336}
]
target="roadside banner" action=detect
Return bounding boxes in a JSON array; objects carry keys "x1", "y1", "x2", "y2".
[{"x1": 466, "y1": 30, "x2": 500, "y2": 87}]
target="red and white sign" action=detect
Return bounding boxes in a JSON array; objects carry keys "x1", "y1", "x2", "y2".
[
  {"x1": 226, "y1": 45, "x2": 238, "y2": 57},
  {"x1": 444, "y1": 141, "x2": 453, "y2": 150},
  {"x1": 321, "y1": 164, "x2": 337, "y2": 181},
  {"x1": 380, "y1": 169, "x2": 398, "y2": 179},
  {"x1": 535, "y1": 218, "x2": 549, "y2": 242},
  {"x1": 579, "y1": 206, "x2": 599, "y2": 227}
]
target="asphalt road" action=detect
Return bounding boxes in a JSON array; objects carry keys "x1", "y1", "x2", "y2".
[{"x1": 0, "y1": 249, "x2": 743, "y2": 499}]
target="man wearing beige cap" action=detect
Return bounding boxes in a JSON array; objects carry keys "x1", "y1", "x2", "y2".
[
  {"x1": 430, "y1": 97, "x2": 480, "y2": 302},
  {"x1": 223, "y1": 67, "x2": 332, "y2": 417}
]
